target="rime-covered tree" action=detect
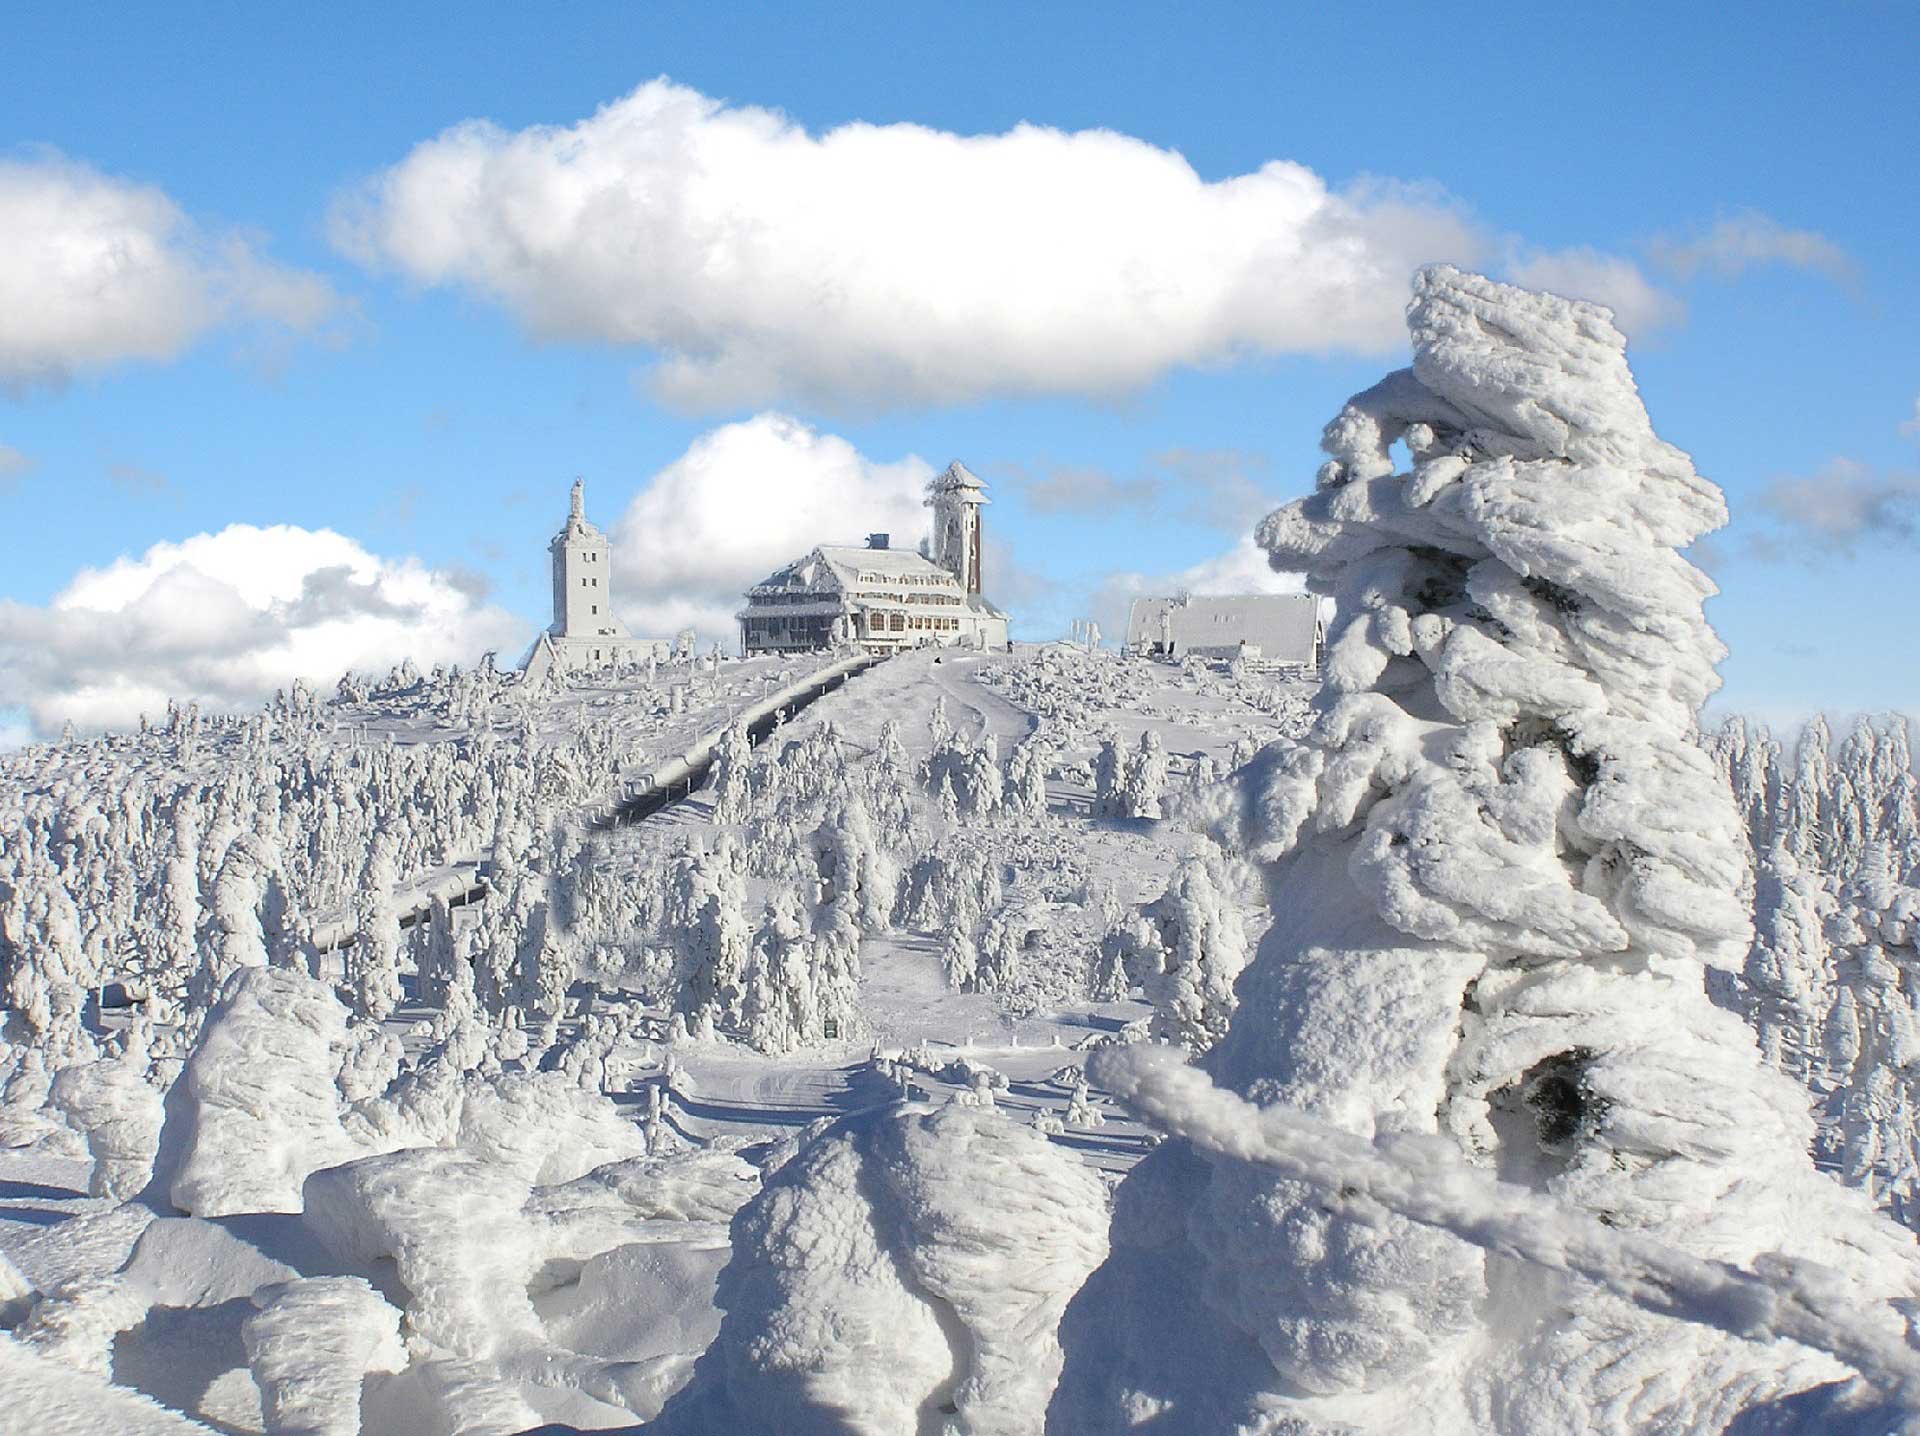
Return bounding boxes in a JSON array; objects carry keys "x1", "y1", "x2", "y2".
[
  {"x1": 346, "y1": 834, "x2": 404, "y2": 1024},
  {"x1": 1056, "y1": 267, "x2": 1920, "y2": 1435}
]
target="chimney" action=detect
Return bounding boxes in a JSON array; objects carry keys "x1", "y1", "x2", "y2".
[{"x1": 866, "y1": 533, "x2": 890, "y2": 550}]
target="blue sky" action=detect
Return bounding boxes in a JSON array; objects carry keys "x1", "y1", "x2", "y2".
[{"x1": 2, "y1": 2, "x2": 1916, "y2": 739}]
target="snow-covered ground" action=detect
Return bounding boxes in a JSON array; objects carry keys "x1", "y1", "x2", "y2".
[{"x1": 0, "y1": 635, "x2": 1307, "y2": 1431}]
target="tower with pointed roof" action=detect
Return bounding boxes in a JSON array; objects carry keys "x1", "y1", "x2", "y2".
[
  {"x1": 522, "y1": 479, "x2": 669, "y2": 681},
  {"x1": 550, "y1": 477, "x2": 630, "y2": 642},
  {"x1": 927, "y1": 461, "x2": 988, "y2": 596}
]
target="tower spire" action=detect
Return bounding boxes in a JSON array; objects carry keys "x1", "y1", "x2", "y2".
[{"x1": 570, "y1": 476, "x2": 585, "y2": 523}]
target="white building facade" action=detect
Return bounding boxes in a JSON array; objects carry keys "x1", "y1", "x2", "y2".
[
  {"x1": 739, "y1": 462, "x2": 1010, "y2": 656},
  {"x1": 522, "y1": 480, "x2": 670, "y2": 681},
  {"x1": 1125, "y1": 593, "x2": 1323, "y2": 669}
]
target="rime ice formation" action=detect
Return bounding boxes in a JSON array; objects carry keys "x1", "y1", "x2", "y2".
[
  {"x1": 49, "y1": 1039, "x2": 165, "y2": 1200},
  {"x1": 656, "y1": 1103, "x2": 1110, "y2": 1436},
  {"x1": 1056, "y1": 267, "x2": 1920, "y2": 1434},
  {"x1": 148, "y1": 966, "x2": 361, "y2": 1217},
  {"x1": 243, "y1": 1277, "x2": 407, "y2": 1436}
]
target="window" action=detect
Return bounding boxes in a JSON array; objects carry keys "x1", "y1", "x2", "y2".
[{"x1": 591, "y1": 604, "x2": 598, "y2": 614}]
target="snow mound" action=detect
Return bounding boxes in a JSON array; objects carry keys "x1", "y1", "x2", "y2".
[
  {"x1": 0, "y1": 1329, "x2": 222, "y2": 1434},
  {"x1": 243, "y1": 1276, "x2": 406, "y2": 1436},
  {"x1": 302, "y1": 1147, "x2": 536, "y2": 1357},
  {"x1": 147, "y1": 966, "x2": 360, "y2": 1217},
  {"x1": 49, "y1": 1046, "x2": 165, "y2": 1201},
  {"x1": 657, "y1": 1102, "x2": 1110, "y2": 1435}
]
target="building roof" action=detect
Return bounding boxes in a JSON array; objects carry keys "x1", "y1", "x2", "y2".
[
  {"x1": 742, "y1": 543, "x2": 1008, "y2": 620},
  {"x1": 1126, "y1": 593, "x2": 1320, "y2": 660},
  {"x1": 748, "y1": 544, "x2": 959, "y2": 592},
  {"x1": 926, "y1": 460, "x2": 988, "y2": 498}
]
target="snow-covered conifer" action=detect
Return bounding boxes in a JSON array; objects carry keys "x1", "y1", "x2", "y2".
[
  {"x1": 1124, "y1": 729, "x2": 1168, "y2": 819},
  {"x1": 1059, "y1": 266, "x2": 1920, "y2": 1434},
  {"x1": 1091, "y1": 733, "x2": 1124, "y2": 819},
  {"x1": 345, "y1": 834, "x2": 404, "y2": 1024}
]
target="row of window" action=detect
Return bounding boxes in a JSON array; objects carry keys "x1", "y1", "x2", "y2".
[
  {"x1": 853, "y1": 590, "x2": 959, "y2": 606},
  {"x1": 855, "y1": 571, "x2": 949, "y2": 586},
  {"x1": 868, "y1": 611, "x2": 960, "y2": 633},
  {"x1": 745, "y1": 616, "x2": 834, "y2": 633}
]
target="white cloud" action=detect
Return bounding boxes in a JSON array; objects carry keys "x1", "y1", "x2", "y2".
[
  {"x1": 1086, "y1": 535, "x2": 1307, "y2": 642},
  {"x1": 1753, "y1": 457, "x2": 1920, "y2": 556},
  {"x1": 1901, "y1": 396, "x2": 1920, "y2": 439},
  {"x1": 333, "y1": 79, "x2": 1484, "y2": 409},
  {"x1": 1503, "y1": 247, "x2": 1686, "y2": 338},
  {"x1": 0, "y1": 524, "x2": 523, "y2": 737},
  {"x1": 1650, "y1": 212, "x2": 1856, "y2": 284},
  {"x1": 609, "y1": 412, "x2": 935, "y2": 639},
  {"x1": 0, "y1": 155, "x2": 339, "y2": 390},
  {"x1": 0, "y1": 714, "x2": 29, "y2": 751}
]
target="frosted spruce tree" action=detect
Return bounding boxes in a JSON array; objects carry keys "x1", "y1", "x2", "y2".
[
  {"x1": 1054, "y1": 266, "x2": 1920, "y2": 1435},
  {"x1": 346, "y1": 833, "x2": 404, "y2": 1024}
]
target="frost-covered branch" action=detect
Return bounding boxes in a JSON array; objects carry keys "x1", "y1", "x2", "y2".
[{"x1": 1094, "y1": 1043, "x2": 1920, "y2": 1417}]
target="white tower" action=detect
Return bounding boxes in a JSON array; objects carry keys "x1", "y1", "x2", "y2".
[
  {"x1": 926, "y1": 461, "x2": 988, "y2": 596},
  {"x1": 549, "y1": 478, "x2": 629, "y2": 640}
]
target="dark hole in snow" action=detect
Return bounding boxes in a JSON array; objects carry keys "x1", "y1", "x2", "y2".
[
  {"x1": 1520, "y1": 575, "x2": 1583, "y2": 616},
  {"x1": 1528, "y1": 1062, "x2": 1588, "y2": 1148},
  {"x1": 1488, "y1": 1048, "x2": 1606, "y2": 1185},
  {"x1": 1408, "y1": 545, "x2": 1472, "y2": 613}
]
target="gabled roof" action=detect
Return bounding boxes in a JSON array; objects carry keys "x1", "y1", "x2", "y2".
[{"x1": 748, "y1": 544, "x2": 960, "y2": 593}]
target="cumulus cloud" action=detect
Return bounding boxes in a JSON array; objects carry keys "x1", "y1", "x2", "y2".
[
  {"x1": 609, "y1": 412, "x2": 936, "y2": 639},
  {"x1": 1503, "y1": 247, "x2": 1686, "y2": 338},
  {"x1": 0, "y1": 154, "x2": 339, "y2": 391},
  {"x1": 1086, "y1": 534, "x2": 1307, "y2": 642},
  {"x1": 1651, "y1": 212, "x2": 1856, "y2": 285},
  {"x1": 0, "y1": 525, "x2": 523, "y2": 737},
  {"x1": 332, "y1": 79, "x2": 1484, "y2": 409},
  {"x1": 1754, "y1": 458, "x2": 1920, "y2": 556}
]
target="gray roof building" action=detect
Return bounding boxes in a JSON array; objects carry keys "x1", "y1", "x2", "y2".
[{"x1": 1125, "y1": 593, "x2": 1323, "y2": 668}]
